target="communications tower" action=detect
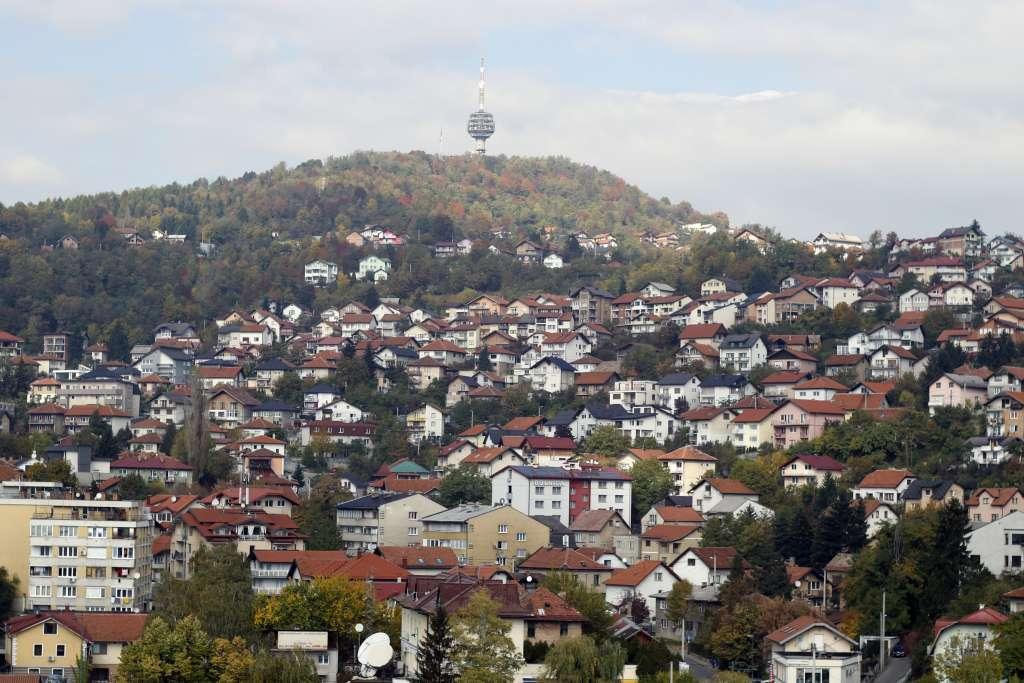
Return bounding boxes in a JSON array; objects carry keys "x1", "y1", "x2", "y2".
[{"x1": 466, "y1": 57, "x2": 495, "y2": 155}]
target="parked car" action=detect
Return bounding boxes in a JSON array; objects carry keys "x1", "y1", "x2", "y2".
[{"x1": 891, "y1": 642, "x2": 906, "y2": 658}]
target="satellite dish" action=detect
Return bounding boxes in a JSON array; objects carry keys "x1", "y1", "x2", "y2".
[{"x1": 357, "y1": 632, "x2": 393, "y2": 677}]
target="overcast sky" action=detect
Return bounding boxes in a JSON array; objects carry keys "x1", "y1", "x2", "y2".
[{"x1": 1, "y1": 1, "x2": 1022, "y2": 238}]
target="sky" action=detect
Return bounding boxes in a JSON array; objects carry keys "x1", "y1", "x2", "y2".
[{"x1": 1, "y1": 1, "x2": 1023, "y2": 239}]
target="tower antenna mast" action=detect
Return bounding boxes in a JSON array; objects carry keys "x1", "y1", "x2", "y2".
[{"x1": 466, "y1": 56, "x2": 495, "y2": 155}]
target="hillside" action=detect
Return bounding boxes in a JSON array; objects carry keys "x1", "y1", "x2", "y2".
[{"x1": 0, "y1": 151, "x2": 851, "y2": 357}]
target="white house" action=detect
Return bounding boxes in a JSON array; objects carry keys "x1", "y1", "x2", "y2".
[
  {"x1": 604, "y1": 560, "x2": 679, "y2": 617},
  {"x1": 315, "y1": 398, "x2": 366, "y2": 422},
  {"x1": 852, "y1": 469, "x2": 917, "y2": 503},
  {"x1": 863, "y1": 499, "x2": 897, "y2": 539},
  {"x1": 766, "y1": 616, "x2": 861, "y2": 683},
  {"x1": 928, "y1": 607, "x2": 1008, "y2": 683},
  {"x1": 816, "y1": 278, "x2": 861, "y2": 309},
  {"x1": 539, "y1": 332, "x2": 592, "y2": 362},
  {"x1": 405, "y1": 404, "x2": 445, "y2": 443},
  {"x1": 688, "y1": 478, "x2": 758, "y2": 515},
  {"x1": 899, "y1": 288, "x2": 930, "y2": 313},
  {"x1": 717, "y1": 334, "x2": 766, "y2": 373},
  {"x1": 356, "y1": 255, "x2": 391, "y2": 282},
  {"x1": 669, "y1": 546, "x2": 740, "y2": 588},
  {"x1": 966, "y1": 510, "x2": 1024, "y2": 576},
  {"x1": 656, "y1": 373, "x2": 702, "y2": 411},
  {"x1": 304, "y1": 260, "x2": 338, "y2": 286},
  {"x1": 527, "y1": 357, "x2": 577, "y2": 393},
  {"x1": 491, "y1": 465, "x2": 572, "y2": 526},
  {"x1": 812, "y1": 232, "x2": 864, "y2": 254}
]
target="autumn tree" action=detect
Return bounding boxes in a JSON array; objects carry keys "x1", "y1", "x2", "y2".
[
  {"x1": 541, "y1": 571, "x2": 615, "y2": 645},
  {"x1": 450, "y1": 589, "x2": 524, "y2": 683},
  {"x1": 437, "y1": 464, "x2": 491, "y2": 507},
  {"x1": 933, "y1": 635, "x2": 1003, "y2": 683}
]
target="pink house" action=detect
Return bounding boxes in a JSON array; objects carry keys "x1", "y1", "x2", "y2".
[
  {"x1": 927, "y1": 372, "x2": 987, "y2": 415},
  {"x1": 772, "y1": 399, "x2": 847, "y2": 448}
]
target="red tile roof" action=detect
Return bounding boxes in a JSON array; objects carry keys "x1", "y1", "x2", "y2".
[
  {"x1": 788, "y1": 399, "x2": 847, "y2": 416},
  {"x1": 4, "y1": 611, "x2": 148, "y2": 642},
  {"x1": 794, "y1": 377, "x2": 848, "y2": 391},
  {"x1": 700, "y1": 478, "x2": 755, "y2": 495},
  {"x1": 655, "y1": 506, "x2": 705, "y2": 524},
  {"x1": 376, "y1": 546, "x2": 458, "y2": 570},
  {"x1": 111, "y1": 454, "x2": 192, "y2": 471},
  {"x1": 642, "y1": 524, "x2": 701, "y2": 542},
  {"x1": 857, "y1": 468, "x2": 914, "y2": 488},
  {"x1": 784, "y1": 454, "x2": 845, "y2": 472},
  {"x1": 606, "y1": 560, "x2": 672, "y2": 587},
  {"x1": 966, "y1": 487, "x2": 1021, "y2": 507},
  {"x1": 519, "y1": 547, "x2": 608, "y2": 571}
]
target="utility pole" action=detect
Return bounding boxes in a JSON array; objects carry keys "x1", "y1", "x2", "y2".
[{"x1": 879, "y1": 590, "x2": 887, "y2": 672}]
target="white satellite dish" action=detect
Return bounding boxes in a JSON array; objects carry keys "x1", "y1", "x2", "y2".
[{"x1": 356, "y1": 632, "x2": 393, "y2": 677}]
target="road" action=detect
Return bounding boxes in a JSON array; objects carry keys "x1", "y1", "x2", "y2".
[
  {"x1": 874, "y1": 656, "x2": 912, "y2": 683},
  {"x1": 677, "y1": 654, "x2": 717, "y2": 680}
]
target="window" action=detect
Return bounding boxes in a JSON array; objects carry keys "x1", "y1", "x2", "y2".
[
  {"x1": 43, "y1": 622, "x2": 57, "y2": 635},
  {"x1": 57, "y1": 567, "x2": 77, "y2": 578},
  {"x1": 516, "y1": 532, "x2": 526, "y2": 541},
  {"x1": 654, "y1": 572, "x2": 663, "y2": 581},
  {"x1": 560, "y1": 622, "x2": 569, "y2": 636},
  {"x1": 551, "y1": 501, "x2": 561, "y2": 509},
  {"x1": 535, "y1": 486, "x2": 545, "y2": 495},
  {"x1": 30, "y1": 524, "x2": 52, "y2": 537},
  {"x1": 598, "y1": 495, "x2": 607, "y2": 503},
  {"x1": 408, "y1": 527, "x2": 419, "y2": 536},
  {"x1": 317, "y1": 653, "x2": 330, "y2": 664},
  {"x1": 552, "y1": 486, "x2": 562, "y2": 495},
  {"x1": 87, "y1": 527, "x2": 106, "y2": 539},
  {"x1": 527, "y1": 622, "x2": 536, "y2": 638},
  {"x1": 408, "y1": 511, "x2": 417, "y2": 520},
  {"x1": 60, "y1": 586, "x2": 77, "y2": 598},
  {"x1": 498, "y1": 525, "x2": 509, "y2": 534},
  {"x1": 57, "y1": 546, "x2": 77, "y2": 558},
  {"x1": 59, "y1": 526, "x2": 75, "y2": 537},
  {"x1": 113, "y1": 547, "x2": 134, "y2": 559},
  {"x1": 33, "y1": 644, "x2": 43, "y2": 657},
  {"x1": 687, "y1": 558, "x2": 696, "y2": 566},
  {"x1": 615, "y1": 495, "x2": 624, "y2": 503},
  {"x1": 85, "y1": 587, "x2": 104, "y2": 600},
  {"x1": 32, "y1": 585, "x2": 51, "y2": 597},
  {"x1": 534, "y1": 501, "x2": 544, "y2": 509}
]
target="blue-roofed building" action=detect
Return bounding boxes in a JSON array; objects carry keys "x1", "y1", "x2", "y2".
[{"x1": 527, "y1": 357, "x2": 577, "y2": 393}]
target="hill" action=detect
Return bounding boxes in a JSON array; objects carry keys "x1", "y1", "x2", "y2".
[{"x1": 0, "y1": 151, "x2": 851, "y2": 358}]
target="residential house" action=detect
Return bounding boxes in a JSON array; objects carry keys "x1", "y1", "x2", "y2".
[
  {"x1": 680, "y1": 406, "x2": 735, "y2": 446},
  {"x1": 335, "y1": 493, "x2": 445, "y2": 552},
  {"x1": 355, "y1": 255, "x2": 391, "y2": 281},
  {"x1": 517, "y1": 547, "x2": 613, "y2": 590},
  {"x1": 718, "y1": 334, "x2": 766, "y2": 372},
  {"x1": 527, "y1": 357, "x2": 577, "y2": 393},
  {"x1": 678, "y1": 323, "x2": 727, "y2": 349},
  {"x1": 688, "y1": 478, "x2": 758, "y2": 515},
  {"x1": 852, "y1": 469, "x2": 916, "y2": 503},
  {"x1": 657, "y1": 446, "x2": 718, "y2": 496},
  {"x1": 772, "y1": 399, "x2": 847, "y2": 448},
  {"x1": 669, "y1": 546, "x2": 740, "y2": 589},
  {"x1": 824, "y1": 354, "x2": 869, "y2": 381},
  {"x1": 928, "y1": 372, "x2": 988, "y2": 413},
  {"x1": 966, "y1": 487, "x2": 1024, "y2": 524},
  {"x1": 405, "y1": 404, "x2": 445, "y2": 443},
  {"x1": 867, "y1": 345, "x2": 923, "y2": 380},
  {"x1": 304, "y1": 260, "x2": 338, "y2": 286},
  {"x1": 793, "y1": 377, "x2": 848, "y2": 401},
  {"x1": 780, "y1": 454, "x2": 845, "y2": 488},
  {"x1": 766, "y1": 348, "x2": 819, "y2": 374},
  {"x1": 929, "y1": 607, "x2": 1007, "y2": 683},
  {"x1": 731, "y1": 405, "x2": 780, "y2": 450},
  {"x1": 899, "y1": 288, "x2": 931, "y2": 313},
  {"x1": 207, "y1": 385, "x2": 261, "y2": 427},
  {"x1": 812, "y1": 232, "x2": 864, "y2": 254},
  {"x1": 902, "y1": 480, "x2": 965, "y2": 512},
  {"x1": 640, "y1": 524, "x2": 702, "y2": 563},
  {"x1": 604, "y1": 560, "x2": 680, "y2": 617},
  {"x1": 816, "y1": 278, "x2": 860, "y2": 309},
  {"x1": 420, "y1": 504, "x2": 549, "y2": 567},
  {"x1": 766, "y1": 616, "x2": 861, "y2": 683},
  {"x1": 655, "y1": 373, "x2": 702, "y2": 412},
  {"x1": 699, "y1": 374, "x2": 756, "y2": 406},
  {"x1": 491, "y1": 466, "x2": 571, "y2": 526},
  {"x1": 569, "y1": 510, "x2": 632, "y2": 551}
]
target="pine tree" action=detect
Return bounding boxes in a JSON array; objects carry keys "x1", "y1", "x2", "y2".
[
  {"x1": 417, "y1": 606, "x2": 457, "y2": 683},
  {"x1": 476, "y1": 347, "x2": 492, "y2": 371}
]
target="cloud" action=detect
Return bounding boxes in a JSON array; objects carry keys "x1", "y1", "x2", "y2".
[
  {"x1": 0, "y1": 154, "x2": 61, "y2": 186},
  {"x1": 1, "y1": 1, "x2": 1024, "y2": 237}
]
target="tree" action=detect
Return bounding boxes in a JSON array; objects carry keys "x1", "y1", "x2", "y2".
[
  {"x1": 273, "y1": 373, "x2": 304, "y2": 408},
  {"x1": 933, "y1": 635, "x2": 1003, "y2": 683},
  {"x1": 996, "y1": 613, "x2": 1024, "y2": 678},
  {"x1": 117, "y1": 473, "x2": 151, "y2": 500},
  {"x1": 437, "y1": 464, "x2": 491, "y2": 507},
  {"x1": 582, "y1": 425, "x2": 631, "y2": 457},
  {"x1": 0, "y1": 568, "x2": 19, "y2": 622},
  {"x1": 153, "y1": 545, "x2": 255, "y2": 641},
  {"x1": 541, "y1": 572, "x2": 615, "y2": 645},
  {"x1": 116, "y1": 615, "x2": 213, "y2": 683},
  {"x1": 709, "y1": 602, "x2": 761, "y2": 673},
  {"x1": 450, "y1": 589, "x2": 525, "y2": 683},
  {"x1": 630, "y1": 458, "x2": 675, "y2": 521},
  {"x1": 476, "y1": 347, "x2": 493, "y2": 371},
  {"x1": 212, "y1": 638, "x2": 318, "y2": 683},
  {"x1": 416, "y1": 606, "x2": 457, "y2": 683},
  {"x1": 627, "y1": 596, "x2": 650, "y2": 623},
  {"x1": 666, "y1": 579, "x2": 693, "y2": 657},
  {"x1": 25, "y1": 458, "x2": 76, "y2": 488},
  {"x1": 541, "y1": 635, "x2": 601, "y2": 682},
  {"x1": 160, "y1": 422, "x2": 177, "y2": 455},
  {"x1": 294, "y1": 472, "x2": 351, "y2": 550}
]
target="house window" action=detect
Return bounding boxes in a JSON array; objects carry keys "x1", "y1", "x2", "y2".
[
  {"x1": 33, "y1": 644, "x2": 43, "y2": 657},
  {"x1": 655, "y1": 572, "x2": 663, "y2": 581},
  {"x1": 56, "y1": 644, "x2": 66, "y2": 657},
  {"x1": 498, "y1": 525, "x2": 509, "y2": 534},
  {"x1": 527, "y1": 622, "x2": 536, "y2": 638},
  {"x1": 560, "y1": 622, "x2": 569, "y2": 636},
  {"x1": 408, "y1": 511, "x2": 417, "y2": 520},
  {"x1": 43, "y1": 623, "x2": 57, "y2": 635},
  {"x1": 551, "y1": 501, "x2": 561, "y2": 509},
  {"x1": 317, "y1": 653, "x2": 330, "y2": 665},
  {"x1": 408, "y1": 527, "x2": 419, "y2": 536},
  {"x1": 516, "y1": 532, "x2": 526, "y2": 541}
]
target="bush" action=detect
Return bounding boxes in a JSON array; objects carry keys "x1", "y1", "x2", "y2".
[{"x1": 523, "y1": 639, "x2": 550, "y2": 663}]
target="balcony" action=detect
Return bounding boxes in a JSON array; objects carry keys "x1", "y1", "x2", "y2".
[{"x1": 32, "y1": 508, "x2": 150, "y2": 522}]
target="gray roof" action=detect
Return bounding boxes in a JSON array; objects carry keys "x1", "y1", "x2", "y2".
[
  {"x1": 721, "y1": 333, "x2": 763, "y2": 349},
  {"x1": 902, "y1": 479, "x2": 957, "y2": 501},
  {"x1": 421, "y1": 503, "x2": 495, "y2": 523},
  {"x1": 336, "y1": 492, "x2": 412, "y2": 510},
  {"x1": 943, "y1": 373, "x2": 987, "y2": 390},
  {"x1": 701, "y1": 374, "x2": 750, "y2": 389},
  {"x1": 505, "y1": 466, "x2": 571, "y2": 480},
  {"x1": 657, "y1": 372, "x2": 695, "y2": 386},
  {"x1": 531, "y1": 356, "x2": 576, "y2": 372}
]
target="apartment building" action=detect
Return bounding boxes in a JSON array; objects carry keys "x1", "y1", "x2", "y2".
[
  {"x1": 0, "y1": 498, "x2": 155, "y2": 613},
  {"x1": 335, "y1": 493, "x2": 445, "y2": 552},
  {"x1": 420, "y1": 504, "x2": 548, "y2": 567}
]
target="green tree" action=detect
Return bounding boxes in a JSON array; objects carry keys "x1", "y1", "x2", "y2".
[
  {"x1": 25, "y1": 458, "x2": 76, "y2": 488},
  {"x1": 476, "y1": 347, "x2": 493, "y2": 371},
  {"x1": 117, "y1": 473, "x2": 151, "y2": 500},
  {"x1": 437, "y1": 464, "x2": 491, "y2": 507},
  {"x1": 0, "y1": 567, "x2": 19, "y2": 622},
  {"x1": 666, "y1": 579, "x2": 693, "y2": 658},
  {"x1": 153, "y1": 545, "x2": 255, "y2": 641},
  {"x1": 541, "y1": 635, "x2": 603, "y2": 682},
  {"x1": 116, "y1": 615, "x2": 213, "y2": 683},
  {"x1": 995, "y1": 611, "x2": 1024, "y2": 677},
  {"x1": 582, "y1": 425, "x2": 631, "y2": 457},
  {"x1": 273, "y1": 373, "x2": 304, "y2": 408},
  {"x1": 294, "y1": 472, "x2": 351, "y2": 550},
  {"x1": 630, "y1": 458, "x2": 675, "y2": 522},
  {"x1": 541, "y1": 572, "x2": 615, "y2": 645},
  {"x1": 416, "y1": 606, "x2": 457, "y2": 683},
  {"x1": 450, "y1": 589, "x2": 525, "y2": 683}
]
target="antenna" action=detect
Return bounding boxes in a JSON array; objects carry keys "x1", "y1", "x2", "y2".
[
  {"x1": 356, "y1": 632, "x2": 394, "y2": 678},
  {"x1": 478, "y1": 57, "x2": 486, "y2": 110}
]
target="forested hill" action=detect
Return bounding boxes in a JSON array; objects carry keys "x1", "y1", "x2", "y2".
[{"x1": 0, "y1": 151, "x2": 745, "y2": 353}]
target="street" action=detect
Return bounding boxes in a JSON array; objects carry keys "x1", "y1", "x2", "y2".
[{"x1": 874, "y1": 656, "x2": 912, "y2": 683}]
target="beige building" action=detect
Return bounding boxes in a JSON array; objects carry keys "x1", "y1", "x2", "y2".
[
  {"x1": 569, "y1": 509, "x2": 633, "y2": 550},
  {"x1": 420, "y1": 504, "x2": 549, "y2": 568},
  {"x1": 656, "y1": 446, "x2": 718, "y2": 496},
  {"x1": 170, "y1": 508, "x2": 306, "y2": 579},
  {"x1": 0, "y1": 498, "x2": 154, "y2": 613},
  {"x1": 967, "y1": 487, "x2": 1024, "y2": 524},
  {"x1": 336, "y1": 492, "x2": 446, "y2": 552}
]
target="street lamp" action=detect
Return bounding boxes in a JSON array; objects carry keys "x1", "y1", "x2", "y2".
[{"x1": 354, "y1": 622, "x2": 364, "y2": 665}]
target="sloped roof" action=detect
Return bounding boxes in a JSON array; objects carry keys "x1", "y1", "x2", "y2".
[
  {"x1": 857, "y1": 468, "x2": 914, "y2": 489},
  {"x1": 641, "y1": 524, "x2": 701, "y2": 542},
  {"x1": 606, "y1": 560, "x2": 673, "y2": 587},
  {"x1": 783, "y1": 454, "x2": 845, "y2": 471},
  {"x1": 518, "y1": 547, "x2": 607, "y2": 571},
  {"x1": 654, "y1": 506, "x2": 705, "y2": 524},
  {"x1": 569, "y1": 509, "x2": 625, "y2": 532}
]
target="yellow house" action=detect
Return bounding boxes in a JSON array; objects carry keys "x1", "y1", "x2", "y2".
[
  {"x1": 420, "y1": 504, "x2": 549, "y2": 568},
  {"x1": 4, "y1": 611, "x2": 148, "y2": 680},
  {"x1": 656, "y1": 446, "x2": 718, "y2": 496}
]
